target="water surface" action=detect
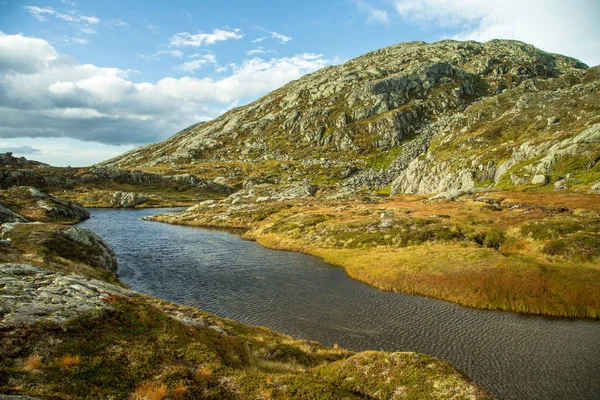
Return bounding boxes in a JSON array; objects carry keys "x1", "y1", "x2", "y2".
[{"x1": 80, "y1": 208, "x2": 600, "y2": 400}]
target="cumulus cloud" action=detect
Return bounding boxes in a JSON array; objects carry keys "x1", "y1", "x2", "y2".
[
  {"x1": 176, "y1": 54, "x2": 217, "y2": 72},
  {"x1": 170, "y1": 28, "x2": 243, "y2": 47},
  {"x1": 393, "y1": 0, "x2": 600, "y2": 66},
  {"x1": 0, "y1": 32, "x2": 329, "y2": 146},
  {"x1": 355, "y1": 1, "x2": 389, "y2": 24}
]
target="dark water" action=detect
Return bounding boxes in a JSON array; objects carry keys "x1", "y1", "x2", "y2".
[{"x1": 80, "y1": 208, "x2": 600, "y2": 400}]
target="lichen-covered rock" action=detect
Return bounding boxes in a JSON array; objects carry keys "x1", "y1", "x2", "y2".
[
  {"x1": 110, "y1": 191, "x2": 148, "y2": 208},
  {"x1": 0, "y1": 204, "x2": 28, "y2": 224},
  {"x1": 0, "y1": 186, "x2": 89, "y2": 223},
  {"x1": 0, "y1": 263, "x2": 133, "y2": 328},
  {"x1": 63, "y1": 226, "x2": 118, "y2": 274},
  {"x1": 272, "y1": 182, "x2": 317, "y2": 200}
]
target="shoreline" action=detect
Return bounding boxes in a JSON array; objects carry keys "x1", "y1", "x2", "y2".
[{"x1": 147, "y1": 191, "x2": 600, "y2": 320}]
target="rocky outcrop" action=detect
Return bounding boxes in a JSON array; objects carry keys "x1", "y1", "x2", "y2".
[
  {"x1": 0, "y1": 223, "x2": 118, "y2": 275},
  {"x1": 0, "y1": 263, "x2": 133, "y2": 328},
  {"x1": 0, "y1": 186, "x2": 89, "y2": 223},
  {"x1": 0, "y1": 204, "x2": 27, "y2": 224},
  {"x1": 110, "y1": 191, "x2": 148, "y2": 208},
  {"x1": 62, "y1": 226, "x2": 118, "y2": 274}
]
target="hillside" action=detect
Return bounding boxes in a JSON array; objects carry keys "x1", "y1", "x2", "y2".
[{"x1": 100, "y1": 39, "x2": 599, "y2": 194}]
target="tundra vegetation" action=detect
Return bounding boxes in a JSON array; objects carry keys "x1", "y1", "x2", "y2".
[{"x1": 0, "y1": 190, "x2": 491, "y2": 399}]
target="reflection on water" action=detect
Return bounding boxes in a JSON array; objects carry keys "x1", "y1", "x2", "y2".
[{"x1": 80, "y1": 208, "x2": 600, "y2": 400}]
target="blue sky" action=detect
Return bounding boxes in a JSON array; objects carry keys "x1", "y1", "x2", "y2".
[{"x1": 0, "y1": 0, "x2": 599, "y2": 166}]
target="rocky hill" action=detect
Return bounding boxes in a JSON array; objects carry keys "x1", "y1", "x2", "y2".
[{"x1": 100, "y1": 39, "x2": 599, "y2": 194}]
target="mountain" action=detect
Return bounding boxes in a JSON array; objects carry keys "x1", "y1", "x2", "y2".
[{"x1": 102, "y1": 39, "x2": 599, "y2": 194}]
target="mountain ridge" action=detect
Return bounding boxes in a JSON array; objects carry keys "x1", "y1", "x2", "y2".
[{"x1": 101, "y1": 39, "x2": 598, "y2": 194}]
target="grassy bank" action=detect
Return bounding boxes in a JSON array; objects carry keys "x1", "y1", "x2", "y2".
[
  {"x1": 152, "y1": 191, "x2": 600, "y2": 319},
  {"x1": 1, "y1": 294, "x2": 492, "y2": 399}
]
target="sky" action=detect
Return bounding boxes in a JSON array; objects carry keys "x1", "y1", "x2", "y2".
[{"x1": 0, "y1": 0, "x2": 599, "y2": 167}]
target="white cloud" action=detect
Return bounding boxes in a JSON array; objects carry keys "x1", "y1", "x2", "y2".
[
  {"x1": 393, "y1": 0, "x2": 600, "y2": 66},
  {"x1": 170, "y1": 28, "x2": 243, "y2": 47},
  {"x1": 137, "y1": 49, "x2": 183, "y2": 61},
  {"x1": 107, "y1": 19, "x2": 128, "y2": 28},
  {"x1": 80, "y1": 15, "x2": 100, "y2": 24},
  {"x1": 176, "y1": 54, "x2": 217, "y2": 72},
  {"x1": 80, "y1": 27, "x2": 97, "y2": 35},
  {"x1": 0, "y1": 32, "x2": 58, "y2": 73},
  {"x1": 23, "y1": 5, "x2": 101, "y2": 25},
  {"x1": 59, "y1": 37, "x2": 88, "y2": 45},
  {"x1": 147, "y1": 24, "x2": 160, "y2": 33},
  {"x1": 22, "y1": 6, "x2": 55, "y2": 21},
  {"x1": 252, "y1": 31, "x2": 293, "y2": 44},
  {"x1": 270, "y1": 31, "x2": 292, "y2": 44},
  {"x1": 0, "y1": 32, "x2": 329, "y2": 149},
  {"x1": 355, "y1": 1, "x2": 389, "y2": 24},
  {"x1": 247, "y1": 47, "x2": 276, "y2": 55}
]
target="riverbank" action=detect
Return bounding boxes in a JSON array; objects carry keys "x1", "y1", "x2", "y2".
[
  {"x1": 0, "y1": 192, "x2": 492, "y2": 399},
  {"x1": 149, "y1": 189, "x2": 600, "y2": 319}
]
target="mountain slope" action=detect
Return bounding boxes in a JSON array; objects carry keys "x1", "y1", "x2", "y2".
[{"x1": 101, "y1": 39, "x2": 599, "y2": 194}]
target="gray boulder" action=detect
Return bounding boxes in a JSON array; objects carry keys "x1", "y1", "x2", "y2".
[{"x1": 110, "y1": 191, "x2": 148, "y2": 208}]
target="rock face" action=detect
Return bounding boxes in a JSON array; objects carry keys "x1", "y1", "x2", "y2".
[
  {"x1": 0, "y1": 263, "x2": 133, "y2": 328},
  {"x1": 96, "y1": 39, "x2": 600, "y2": 194}
]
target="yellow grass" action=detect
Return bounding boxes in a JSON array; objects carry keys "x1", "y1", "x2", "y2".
[
  {"x1": 23, "y1": 355, "x2": 43, "y2": 371},
  {"x1": 172, "y1": 380, "x2": 188, "y2": 398},
  {"x1": 257, "y1": 235, "x2": 600, "y2": 318},
  {"x1": 57, "y1": 354, "x2": 81, "y2": 367},
  {"x1": 131, "y1": 381, "x2": 168, "y2": 400}
]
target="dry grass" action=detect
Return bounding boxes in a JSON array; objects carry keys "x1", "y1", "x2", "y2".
[
  {"x1": 131, "y1": 381, "x2": 168, "y2": 400},
  {"x1": 57, "y1": 354, "x2": 81, "y2": 367},
  {"x1": 172, "y1": 380, "x2": 188, "y2": 398},
  {"x1": 258, "y1": 234, "x2": 600, "y2": 318},
  {"x1": 23, "y1": 355, "x2": 43, "y2": 371},
  {"x1": 195, "y1": 366, "x2": 212, "y2": 378}
]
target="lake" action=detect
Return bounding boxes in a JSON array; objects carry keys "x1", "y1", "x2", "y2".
[{"x1": 79, "y1": 208, "x2": 600, "y2": 400}]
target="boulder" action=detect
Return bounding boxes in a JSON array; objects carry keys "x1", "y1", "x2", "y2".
[{"x1": 110, "y1": 191, "x2": 148, "y2": 208}]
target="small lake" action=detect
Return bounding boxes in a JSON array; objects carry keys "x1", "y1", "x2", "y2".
[{"x1": 80, "y1": 208, "x2": 600, "y2": 400}]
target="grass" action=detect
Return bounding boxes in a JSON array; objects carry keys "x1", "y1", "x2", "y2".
[
  {"x1": 23, "y1": 355, "x2": 43, "y2": 372},
  {"x1": 56, "y1": 354, "x2": 81, "y2": 368},
  {"x1": 131, "y1": 381, "x2": 168, "y2": 400},
  {"x1": 256, "y1": 236, "x2": 600, "y2": 318}
]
